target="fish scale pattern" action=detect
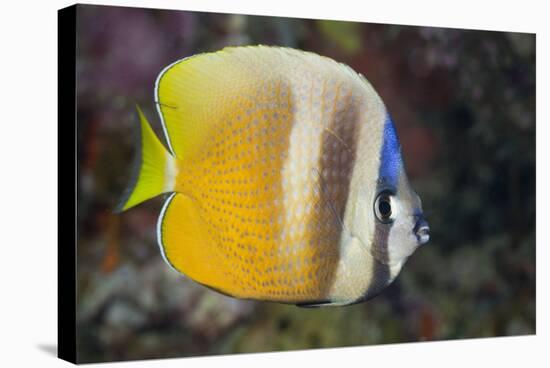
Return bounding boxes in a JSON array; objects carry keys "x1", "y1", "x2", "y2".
[{"x1": 159, "y1": 47, "x2": 369, "y2": 302}]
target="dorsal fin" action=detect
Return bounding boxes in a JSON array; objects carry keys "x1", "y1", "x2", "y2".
[{"x1": 153, "y1": 46, "x2": 371, "y2": 161}]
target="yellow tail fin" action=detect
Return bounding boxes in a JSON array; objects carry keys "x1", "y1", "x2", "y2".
[{"x1": 115, "y1": 105, "x2": 177, "y2": 212}]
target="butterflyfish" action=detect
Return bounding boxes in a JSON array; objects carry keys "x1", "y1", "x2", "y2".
[{"x1": 116, "y1": 46, "x2": 430, "y2": 307}]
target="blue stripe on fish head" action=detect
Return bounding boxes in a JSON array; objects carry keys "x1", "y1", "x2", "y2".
[
  {"x1": 378, "y1": 113, "x2": 403, "y2": 187},
  {"x1": 361, "y1": 112, "x2": 404, "y2": 302}
]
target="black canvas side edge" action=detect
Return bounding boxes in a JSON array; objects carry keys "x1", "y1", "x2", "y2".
[{"x1": 58, "y1": 4, "x2": 77, "y2": 364}]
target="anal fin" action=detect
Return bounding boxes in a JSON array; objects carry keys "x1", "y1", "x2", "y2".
[{"x1": 157, "y1": 193, "x2": 224, "y2": 289}]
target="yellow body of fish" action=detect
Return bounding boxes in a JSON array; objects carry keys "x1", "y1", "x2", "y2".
[{"x1": 117, "y1": 46, "x2": 429, "y2": 307}]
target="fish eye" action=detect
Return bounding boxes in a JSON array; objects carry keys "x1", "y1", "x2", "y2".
[{"x1": 374, "y1": 191, "x2": 396, "y2": 223}]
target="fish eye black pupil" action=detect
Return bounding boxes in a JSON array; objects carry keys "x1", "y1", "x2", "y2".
[
  {"x1": 374, "y1": 192, "x2": 394, "y2": 223},
  {"x1": 378, "y1": 198, "x2": 391, "y2": 217}
]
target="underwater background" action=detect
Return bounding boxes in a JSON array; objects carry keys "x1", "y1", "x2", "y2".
[{"x1": 75, "y1": 4, "x2": 535, "y2": 363}]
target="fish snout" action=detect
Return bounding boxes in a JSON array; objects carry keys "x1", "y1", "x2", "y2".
[{"x1": 414, "y1": 216, "x2": 430, "y2": 245}]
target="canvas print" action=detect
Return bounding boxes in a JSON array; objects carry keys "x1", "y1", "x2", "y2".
[{"x1": 59, "y1": 3, "x2": 535, "y2": 364}]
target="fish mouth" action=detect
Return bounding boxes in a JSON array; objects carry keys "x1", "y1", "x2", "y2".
[{"x1": 413, "y1": 216, "x2": 430, "y2": 245}]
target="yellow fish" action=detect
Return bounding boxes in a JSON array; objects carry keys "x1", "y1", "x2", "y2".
[{"x1": 117, "y1": 46, "x2": 429, "y2": 307}]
